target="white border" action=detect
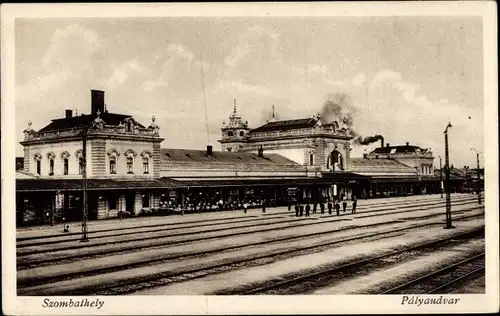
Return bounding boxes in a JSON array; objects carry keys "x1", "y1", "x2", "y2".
[{"x1": 2, "y1": 2, "x2": 498, "y2": 315}]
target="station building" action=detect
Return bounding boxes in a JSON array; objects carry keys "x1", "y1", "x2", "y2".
[{"x1": 16, "y1": 89, "x2": 472, "y2": 226}]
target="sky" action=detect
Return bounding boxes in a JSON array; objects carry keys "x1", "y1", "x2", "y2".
[{"x1": 15, "y1": 16, "x2": 484, "y2": 168}]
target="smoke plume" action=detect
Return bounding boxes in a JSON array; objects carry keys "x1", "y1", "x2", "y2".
[
  {"x1": 354, "y1": 134, "x2": 384, "y2": 145},
  {"x1": 320, "y1": 92, "x2": 357, "y2": 129}
]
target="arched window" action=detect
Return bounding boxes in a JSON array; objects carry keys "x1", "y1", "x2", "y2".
[
  {"x1": 107, "y1": 149, "x2": 120, "y2": 174},
  {"x1": 227, "y1": 131, "x2": 234, "y2": 137},
  {"x1": 63, "y1": 159, "x2": 69, "y2": 175},
  {"x1": 34, "y1": 153, "x2": 42, "y2": 175},
  {"x1": 127, "y1": 156, "x2": 134, "y2": 174},
  {"x1": 227, "y1": 147, "x2": 232, "y2": 152},
  {"x1": 75, "y1": 150, "x2": 84, "y2": 175},
  {"x1": 327, "y1": 150, "x2": 344, "y2": 171},
  {"x1": 61, "y1": 151, "x2": 70, "y2": 175},
  {"x1": 309, "y1": 149, "x2": 315, "y2": 166},
  {"x1": 47, "y1": 152, "x2": 55, "y2": 176},
  {"x1": 239, "y1": 131, "x2": 244, "y2": 137},
  {"x1": 109, "y1": 157, "x2": 117, "y2": 174},
  {"x1": 143, "y1": 157, "x2": 149, "y2": 174}
]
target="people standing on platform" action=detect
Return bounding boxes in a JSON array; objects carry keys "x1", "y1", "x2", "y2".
[
  {"x1": 262, "y1": 200, "x2": 266, "y2": 213},
  {"x1": 299, "y1": 203, "x2": 304, "y2": 217},
  {"x1": 243, "y1": 202, "x2": 248, "y2": 214},
  {"x1": 320, "y1": 201, "x2": 325, "y2": 214},
  {"x1": 335, "y1": 201, "x2": 341, "y2": 216},
  {"x1": 352, "y1": 198, "x2": 357, "y2": 214},
  {"x1": 288, "y1": 201, "x2": 292, "y2": 211},
  {"x1": 342, "y1": 200, "x2": 347, "y2": 213},
  {"x1": 327, "y1": 200, "x2": 333, "y2": 215},
  {"x1": 305, "y1": 203, "x2": 311, "y2": 217},
  {"x1": 295, "y1": 203, "x2": 299, "y2": 217},
  {"x1": 313, "y1": 202, "x2": 317, "y2": 214}
]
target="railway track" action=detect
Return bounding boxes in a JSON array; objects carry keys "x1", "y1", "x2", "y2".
[
  {"x1": 17, "y1": 205, "x2": 484, "y2": 270},
  {"x1": 379, "y1": 253, "x2": 485, "y2": 294},
  {"x1": 218, "y1": 228, "x2": 485, "y2": 295},
  {"x1": 17, "y1": 195, "x2": 477, "y2": 245},
  {"x1": 18, "y1": 219, "x2": 484, "y2": 295},
  {"x1": 17, "y1": 197, "x2": 480, "y2": 258}
]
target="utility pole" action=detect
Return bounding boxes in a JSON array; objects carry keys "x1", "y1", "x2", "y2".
[
  {"x1": 471, "y1": 148, "x2": 482, "y2": 205},
  {"x1": 81, "y1": 126, "x2": 89, "y2": 242},
  {"x1": 438, "y1": 156, "x2": 443, "y2": 199},
  {"x1": 444, "y1": 122, "x2": 454, "y2": 229}
]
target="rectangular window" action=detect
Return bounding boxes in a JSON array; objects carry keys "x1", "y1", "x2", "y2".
[
  {"x1": 142, "y1": 193, "x2": 150, "y2": 208},
  {"x1": 108, "y1": 193, "x2": 117, "y2": 209},
  {"x1": 309, "y1": 154, "x2": 314, "y2": 166},
  {"x1": 143, "y1": 157, "x2": 149, "y2": 174},
  {"x1": 127, "y1": 157, "x2": 134, "y2": 174},
  {"x1": 63, "y1": 159, "x2": 69, "y2": 175},
  {"x1": 49, "y1": 159, "x2": 54, "y2": 176},
  {"x1": 36, "y1": 161, "x2": 41, "y2": 175},
  {"x1": 110, "y1": 158, "x2": 117, "y2": 174},
  {"x1": 79, "y1": 158, "x2": 84, "y2": 175}
]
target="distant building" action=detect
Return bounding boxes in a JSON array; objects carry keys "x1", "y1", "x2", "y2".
[
  {"x1": 367, "y1": 141, "x2": 435, "y2": 176},
  {"x1": 219, "y1": 100, "x2": 352, "y2": 173}
]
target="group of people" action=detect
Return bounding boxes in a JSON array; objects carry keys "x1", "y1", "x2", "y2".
[{"x1": 289, "y1": 197, "x2": 357, "y2": 217}]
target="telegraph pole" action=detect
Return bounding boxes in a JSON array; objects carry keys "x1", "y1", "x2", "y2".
[
  {"x1": 438, "y1": 156, "x2": 443, "y2": 199},
  {"x1": 471, "y1": 148, "x2": 482, "y2": 205},
  {"x1": 444, "y1": 122, "x2": 454, "y2": 229},
  {"x1": 81, "y1": 127, "x2": 89, "y2": 242}
]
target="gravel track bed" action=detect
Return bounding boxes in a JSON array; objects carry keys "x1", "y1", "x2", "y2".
[
  {"x1": 216, "y1": 228, "x2": 484, "y2": 295},
  {"x1": 381, "y1": 255, "x2": 485, "y2": 294},
  {"x1": 19, "y1": 220, "x2": 417, "y2": 288},
  {"x1": 93, "y1": 231, "x2": 405, "y2": 295},
  {"x1": 17, "y1": 200, "x2": 481, "y2": 270}
]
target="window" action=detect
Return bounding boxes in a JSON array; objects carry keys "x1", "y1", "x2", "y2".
[
  {"x1": 127, "y1": 121, "x2": 133, "y2": 132},
  {"x1": 127, "y1": 156, "x2": 134, "y2": 174},
  {"x1": 49, "y1": 159, "x2": 54, "y2": 176},
  {"x1": 239, "y1": 131, "x2": 244, "y2": 137},
  {"x1": 227, "y1": 131, "x2": 234, "y2": 137},
  {"x1": 109, "y1": 157, "x2": 117, "y2": 174},
  {"x1": 36, "y1": 161, "x2": 41, "y2": 175},
  {"x1": 79, "y1": 158, "x2": 84, "y2": 175},
  {"x1": 143, "y1": 157, "x2": 149, "y2": 174},
  {"x1": 108, "y1": 193, "x2": 117, "y2": 209},
  {"x1": 63, "y1": 159, "x2": 69, "y2": 175},
  {"x1": 227, "y1": 147, "x2": 232, "y2": 152},
  {"x1": 142, "y1": 193, "x2": 150, "y2": 208},
  {"x1": 422, "y1": 165, "x2": 425, "y2": 174},
  {"x1": 309, "y1": 153, "x2": 314, "y2": 166}
]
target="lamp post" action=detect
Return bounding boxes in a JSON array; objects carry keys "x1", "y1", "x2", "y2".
[
  {"x1": 471, "y1": 148, "x2": 482, "y2": 205},
  {"x1": 444, "y1": 122, "x2": 454, "y2": 229},
  {"x1": 80, "y1": 111, "x2": 100, "y2": 242},
  {"x1": 438, "y1": 156, "x2": 443, "y2": 199},
  {"x1": 80, "y1": 126, "x2": 89, "y2": 242}
]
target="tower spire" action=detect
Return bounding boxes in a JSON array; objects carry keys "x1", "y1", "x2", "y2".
[
  {"x1": 272, "y1": 105, "x2": 275, "y2": 119},
  {"x1": 233, "y1": 98, "x2": 237, "y2": 114}
]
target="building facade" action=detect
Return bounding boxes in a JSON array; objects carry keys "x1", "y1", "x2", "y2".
[{"x1": 219, "y1": 101, "x2": 352, "y2": 174}]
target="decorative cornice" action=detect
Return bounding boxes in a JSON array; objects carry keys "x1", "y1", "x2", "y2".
[
  {"x1": 124, "y1": 149, "x2": 137, "y2": 157},
  {"x1": 141, "y1": 150, "x2": 153, "y2": 158},
  {"x1": 60, "y1": 151, "x2": 70, "y2": 159},
  {"x1": 107, "y1": 148, "x2": 121, "y2": 157}
]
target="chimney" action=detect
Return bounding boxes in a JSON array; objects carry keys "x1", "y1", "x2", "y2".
[
  {"x1": 65, "y1": 109, "x2": 73, "y2": 119},
  {"x1": 380, "y1": 137, "x2": 384, "y2": 148},
  {"x1": 258, "y1": 145, "x2": 264, "y2": 157},
  {"x1": 406, "y1": 141, "x2": 409, "y2": 146},
  {"x1": 206, "y1": 145, "x2": 213, "y2": 156},
  {"x1": 386, "y1": 143, "x2": 390, "y2": 147},
  {"x1": 91, "y1": 90, "x2": 105, "y2": 115}
]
